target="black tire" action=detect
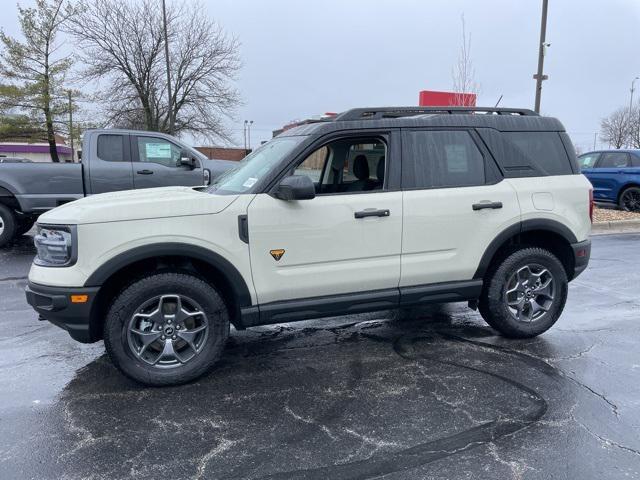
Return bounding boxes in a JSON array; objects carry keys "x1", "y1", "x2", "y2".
[
  {"x1": 0, "y1": 204, "x2": 17, "y2": 248},
  {"x1": 618, "y1": 186, "x2": 640, "y2": 212},
  {"x1": 104, "y1": 272, "x2": 229, "y2": 386},
  {"x1": 478, "y1": 247, "x2": 568, "y2": 338},
  {"x1": 15, "y1": 219, "x2": 35, "y2": 237}
]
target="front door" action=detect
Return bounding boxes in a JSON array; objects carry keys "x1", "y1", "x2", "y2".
[
  {"x1": 247, "y1": 133, "x2": 402, "y2": 305},
  {"x1": 132, "y1": 135, "x2": 205, "y2": 188}
]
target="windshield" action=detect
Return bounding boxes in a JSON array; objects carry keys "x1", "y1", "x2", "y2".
[{"x1": 207, "y1": 136, "x2": 306, "y2": 194}]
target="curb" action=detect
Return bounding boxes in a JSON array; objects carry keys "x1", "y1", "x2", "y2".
[{"x1": 591, "y1": 219, "x2": 640, "y2": 235}]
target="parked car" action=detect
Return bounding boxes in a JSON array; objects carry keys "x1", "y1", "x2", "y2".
[
  {"x1": 26, "y1": 106, "x2": 592, "y2": 386},
  {"x1": 0, "y1": 157, "x2": 32, "y2": 163},
  {"x1": 0, "y1": 129, "x2": 235, "y2": 246},
  {"x1": 578, "y1": 149, "x2": 640, "y2": 211}
]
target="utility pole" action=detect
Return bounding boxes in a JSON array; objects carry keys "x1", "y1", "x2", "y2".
[
  {"x1": 68, "y1": 90, "x2": 74, "y2": 162},
  {"x1": 630, "y1": 77, "x2": 639, "y2": 112},
  {"x1": 533, "y1": 0, "x2": 549, "y2": 114},
  {"x1": 162, "y1": 0, "x2": 173, "y2": 135},
  {"x1": 593, "y1": 132, "x2": 597, "y2": 151}
]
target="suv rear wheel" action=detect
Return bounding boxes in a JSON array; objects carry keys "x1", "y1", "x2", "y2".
[
  {"x1": 619, "y1": 186, "x2": 640, "y2": 212},
  {"x1": 104, "y1": 272, "x2": 229, "y2": 386},
  {"x1": 479, "y1": 247, "x2": 568, "y2": 338}
]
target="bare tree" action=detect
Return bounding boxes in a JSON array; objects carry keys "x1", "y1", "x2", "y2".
[
  {"x1": 627, "y1": 104, "x2": 640, "y2": 149},
  {"x1": 600, "y1": 107, "x2": 631, "y2": 149},
  {"x1": 67, "y1": 0, "x2": 241, "y2": 141},
  {"x1": 451, "y1": 14, "x2": 479, "y2": 107},
  {"x1": 0, "y1": 0, "x2": 76, "y2": 162}
]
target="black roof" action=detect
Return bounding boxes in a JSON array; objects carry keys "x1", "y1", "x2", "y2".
[{"x1": 279, "y1": 106, "x2": 565, "y2": 137}]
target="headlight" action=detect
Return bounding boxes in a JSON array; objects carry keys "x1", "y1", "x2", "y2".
[{"x1": 34, "y1": 225, "x2": 77, "y2": 267}]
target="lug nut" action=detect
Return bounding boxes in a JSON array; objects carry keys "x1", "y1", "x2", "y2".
[
  {"x1": 176, "y1": 325, "x2": 181, "y2": 330},
  {"x1": 161, "y1": 335, "x2": 166, "y2": 340},
  {"x1": 167, "y1": 320, "x2": 172, "y2": 324},
  {"x1": 172, "y1": 335, "x2": 177, "y2": 340}
]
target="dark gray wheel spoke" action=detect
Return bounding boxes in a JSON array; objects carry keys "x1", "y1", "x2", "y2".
[
  {"x1": 505, "y1": 263, "x2": 555, "y2": 323},
  {"x1": 127, "y1": 293, "x2": 209, "y2": 369}
]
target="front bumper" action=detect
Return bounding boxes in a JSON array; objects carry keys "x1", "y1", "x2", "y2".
[
  {"x1": 25, "y1": 282, "x2": 100, "y2": 343},
  {"x1": 571, "y1": 239, "x2": 591, "y2": 280}
]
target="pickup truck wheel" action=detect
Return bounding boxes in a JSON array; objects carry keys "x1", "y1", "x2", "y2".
[
  {"x1": 619, "y1": 186, "x2": 640, "y2": 212},
  {"x1": 478, "y1": 247, "x2": 568, "y2": 338},
  {"x1": 0, "y1": 204, "x2": 17, "y2": 247},
  {"x1": 104, "y1": 272, "x2": 229, "y2": 386}
]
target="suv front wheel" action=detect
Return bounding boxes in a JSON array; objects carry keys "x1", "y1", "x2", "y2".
[
  {"x1": 479, "y1": 247, "x2": 568, "y2": 338},
  {"x1": 104, "y1": 272, "x2": 229, "y2": 386}
]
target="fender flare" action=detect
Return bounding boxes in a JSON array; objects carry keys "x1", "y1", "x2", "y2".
[
  {"x1": 473, "y1": 219, "x2": 578, "y2": 279},
  {"x1": 84, "y1": 242, "x2": 252, "y2": 307}
]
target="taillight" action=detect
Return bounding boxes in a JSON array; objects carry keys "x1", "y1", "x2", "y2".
[{"x1": 589, "y1": 188, "x2": 594, "y2": 223}]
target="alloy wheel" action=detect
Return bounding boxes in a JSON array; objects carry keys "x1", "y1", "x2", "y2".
[
  {"x1": 504, "y1": 264, "x2": 555, "y2": 323},
  {"x1": 126, "y1": 294, "x2": 209, "y2": 368},
  {"x1": 622, "y1": 189, "x2": 640, "y2": 212}
]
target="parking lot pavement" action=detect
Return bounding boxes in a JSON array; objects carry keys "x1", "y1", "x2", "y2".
[{"x1": 0, "y1": 233, "x2": 639, "y2": 479}]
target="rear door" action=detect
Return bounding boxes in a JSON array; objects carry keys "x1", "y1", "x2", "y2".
[
  {"x1": 132, "y1": 134, "x2": 205, "y2": 188},
  {"x1": 399, "y1": 129, "x2": 520, "y2": 289},
  {"x1": 589, "y1": 151, "x2": 631, "y2": 202},
  {"x1": 89, "y1": 133, "x2": 134, "y2": 194}
]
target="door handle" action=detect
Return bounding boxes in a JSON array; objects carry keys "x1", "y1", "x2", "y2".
[
  {"x1": 354, "y1": 209, "x2": 390, "y2": 219},
  {"x1": 472, "y1": 201, "x2": 503, "y2": 211},
  {"x1": 136, "y1": 169, "x2": 154, "y2": 175}
]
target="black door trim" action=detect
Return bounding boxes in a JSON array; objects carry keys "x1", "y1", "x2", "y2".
[{"x1": 238, "y1": 279, "x2": 483, "y2": 328}]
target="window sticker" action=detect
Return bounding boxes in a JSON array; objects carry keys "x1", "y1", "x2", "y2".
[
  {"x1": 146, "y1": 143, "x2": 172, "y2": 159},
  {"x1": 242, "y1": 177, "x2": 258, "y2": 188}
]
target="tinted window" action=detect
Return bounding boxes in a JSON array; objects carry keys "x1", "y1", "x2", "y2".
[
  {"x1": 598, "y1": 152, "x2": 630, "y2": 168},
  {"x1": 578, "y1": 153, "x2": 599, "y2": 169},
  {"x1": 137, "y1": 137, "x2": 181, "y2": 167},
  {"x1": 505, "y1": 132, "x2": 572, "y2": 175},
  {"x1": 97, "y1": 135, "x2": 125, "y2": 162},
  {"x1": 404, "y1": 130, "x2": 485, "y2": 188}
]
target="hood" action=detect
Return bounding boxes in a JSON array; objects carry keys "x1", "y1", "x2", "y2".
[{"x1": 38, "y1": 186, "x2": 238, "y2": 225}]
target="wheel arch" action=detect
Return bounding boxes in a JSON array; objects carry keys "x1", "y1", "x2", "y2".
[
  {"x1": 0, "y1": 185, "x2": 21, "y2": 211},
  {"x1": 86, "y1": 243, "x2": 253, "y2": 340},
  {"x1": 474, "y1": 219, "x2": 578, "y2": 282}
]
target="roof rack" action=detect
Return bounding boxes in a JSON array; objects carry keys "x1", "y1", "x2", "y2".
[{"x1": 333, "y1": 106, "x2": 539, "y2": 121}]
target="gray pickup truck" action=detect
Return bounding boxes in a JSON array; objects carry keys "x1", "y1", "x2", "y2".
[{"x1": 0, "y1": 129, "x2": 236, "y2": 247}]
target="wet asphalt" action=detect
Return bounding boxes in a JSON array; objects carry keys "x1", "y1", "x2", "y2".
[{"x1": 0, "y1": 233, "x2": 639, "y2": 479}]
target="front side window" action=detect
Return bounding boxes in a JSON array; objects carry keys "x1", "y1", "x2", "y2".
[
  {"x1": 578, "y1": 153, "x2": 599, "y2": 170},
  {"x1": 293, "y1": 137, "x2": 387, "y2": 194},
  {"x1": 97, "y1": 134, "x2": 125, "y2": 162},
  {"x1": 403, "y1": 130, "x2": 485, "y2": 189},
  {"x1": 137, "y1": 137, "x2": 182, "y2": 167},
  {"x1": 209, "y1": 136, "x2": 306, "y2": 194},
  {"x1": 598, "y1": 152, "x2": 630, "y2": 168}
]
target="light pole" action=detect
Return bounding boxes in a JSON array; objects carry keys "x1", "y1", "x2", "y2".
[
  {"x1": 243, "y1": 120, "x2": 248, "y2": 151},
  {"x1": 630, "y1": 77, "x2": 640, "y2": 112},
  {"x1": 247, "y1": 120, "x2": 254, "y2": 151},
  {"x1": 533, "y1": 0, "x2": 549, "y2": 114}
]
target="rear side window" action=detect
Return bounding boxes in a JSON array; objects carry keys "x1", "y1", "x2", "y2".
[
  {"x1": 403, "y1": 130, "x2": 485, "y2": 188},
  {"x1": 598, "y1": 151, "x2": 630, "y2": 168},
  {"x1": 505, "y1": 132, "x2": 572, "y2": 175},
  {"x1": 97, "y1": 135, "x2": 125, "y2": 162}
]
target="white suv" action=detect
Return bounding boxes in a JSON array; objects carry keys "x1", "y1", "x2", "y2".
[{"x1": 26, "y1": 107, "x2": 592, "y2": 386}]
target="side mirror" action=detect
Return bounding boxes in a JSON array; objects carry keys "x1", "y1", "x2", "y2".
[
  {"x1": 179, "y1": 149, "x2": 195, "y2": 168},
  {"x1": 273, "y1": 175, "x2": 316, "y2": 201}
]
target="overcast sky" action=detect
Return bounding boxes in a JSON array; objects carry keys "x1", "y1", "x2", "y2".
[{"x1": 3, "y1": 0, "x2": 640, "y2": 151}]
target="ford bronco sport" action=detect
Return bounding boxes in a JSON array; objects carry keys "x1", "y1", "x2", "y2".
[{"x1": 26, "y1": 107, "x2": 592, "y2": 386}]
